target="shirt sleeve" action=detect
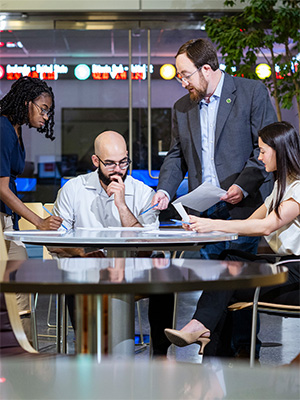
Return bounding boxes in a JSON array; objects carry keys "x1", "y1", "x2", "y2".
[
  {"x1": 288, "y1": 181, "x2": 300, "y2": 204},
  {"x1": 0, "y1": 120, "x2": 15, "y2": 177},
  {"x1": 136, "y1": 184, "x2": 160, "y2": 229},
  {"x1": 53, "y1": 179, "x2": 76, "y2": 230}
]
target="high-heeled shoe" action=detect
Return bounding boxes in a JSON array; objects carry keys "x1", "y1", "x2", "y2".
[{"x1": 164, "y1": 328, "x2": 210, "y2": 355}]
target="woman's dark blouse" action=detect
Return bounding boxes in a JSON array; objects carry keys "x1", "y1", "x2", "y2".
[{"x1": 0, "y1": 116, "x2": 25, "y2": 229}]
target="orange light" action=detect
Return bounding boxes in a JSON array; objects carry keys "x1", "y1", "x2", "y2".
[
  {"x1": 160, "y1": 64, "x2": 176, "y2": 80},
  {"x1": 255, "y1": 64, "x2": 271, "y2": 79}
]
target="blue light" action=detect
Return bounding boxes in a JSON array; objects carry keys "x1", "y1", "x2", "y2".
[
  {"x1": 15, "y1": 178, "x2": 36, "y2": 192},
  {"x1": 74, "y1": 64, "x2": 91, "y2": 80}
]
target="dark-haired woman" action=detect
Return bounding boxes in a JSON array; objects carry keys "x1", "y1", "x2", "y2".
[
  {"x1": 0, "y1": 77, "x2": 63, "y2": 340},
  {"x1": 0, "y1": 76, "x2": 63, "y2": 258},
  {"x1": 165, "y1": 121, "x2": 300, "y2": 358}
]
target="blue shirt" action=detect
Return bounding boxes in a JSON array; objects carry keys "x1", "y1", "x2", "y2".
[
  {"x1": 200, "y1": 72, "x2": 224, "y2": 187},
  {"x1": 0, "y1": 116, "x2": 25, "y2": 229}
]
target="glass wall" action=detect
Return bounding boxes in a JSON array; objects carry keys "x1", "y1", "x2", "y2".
[
  {"x1": 0, "y1": 28, "x2": 202, "y2": 203},
  {"x1": 2, "y1": 25, "x2": 295, "y2": 205}
]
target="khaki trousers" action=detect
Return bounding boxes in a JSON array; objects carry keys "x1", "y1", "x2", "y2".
[{"x1": 1, "y1": 212, "x2": 31, "y2": 341}]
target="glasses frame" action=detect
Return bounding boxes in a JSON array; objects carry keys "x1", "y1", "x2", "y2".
[
  {"x1": 175, "y1": 66, "x2": 202, "y2": 84},
  {"x1": 96, "y1": 156, "x2": 132, "y2": 171},
  {"x1": 32, "y1": 102, "x2": 51, "y2": 116}
]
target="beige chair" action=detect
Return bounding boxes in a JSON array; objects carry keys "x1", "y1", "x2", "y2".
[
  {"x1": 18, "y1": 202, "x2": 45, "y2": 230},
  {"x1": 42, "y1": 203, "x2": 55, "y2": 260},
  {"x1": 0, "y1": 220, "x2": 38, "y2": 354},
  {"x1": 229, "y1": 259, "x2": 300, "y2": 367}
]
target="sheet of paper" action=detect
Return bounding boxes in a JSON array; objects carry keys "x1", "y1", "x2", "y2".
[
  {"x1": 172, "y1": 202, "x2": 190, "y2": 222},
  {"x1": 172, "y1": 181, "x2": 227, "y2": 212}
]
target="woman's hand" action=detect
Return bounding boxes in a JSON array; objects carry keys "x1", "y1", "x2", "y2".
[
  {"x1": 37, "y1": 216, "x2": 63, "y2": 230},
  {"x1": 183, "y1": 215, "x2": 216, "y2": 233}
]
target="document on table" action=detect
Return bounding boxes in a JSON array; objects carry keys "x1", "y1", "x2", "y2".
[{"x1": 172, "y1": 182, "x2": 227, "y2": 213}]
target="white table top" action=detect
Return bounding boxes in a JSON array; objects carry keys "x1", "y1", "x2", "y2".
[{"x1": 4, "y1": 228, "x2": 238, "y2": 250}]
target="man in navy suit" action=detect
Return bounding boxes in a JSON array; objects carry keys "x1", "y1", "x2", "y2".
[{"x1": 150, "y1": 38, "x2": 277, "y2": 356}]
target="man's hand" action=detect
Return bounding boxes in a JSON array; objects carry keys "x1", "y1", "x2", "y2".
[
  {"x1": 220, "y1": 184, "x2": 244, "y2": 205},
  {"x1": 37, "y1": 216, "x2": 63, "y2": 230},
  {"x1": 151, "y1": 191, "x2": 169, "y2": 210},
  {"x1": 106, "y1": 175, "x2": 126, "y2": 209}
]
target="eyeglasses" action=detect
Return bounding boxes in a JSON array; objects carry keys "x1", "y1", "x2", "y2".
[
  {"x1": 33, "y1": 102, "x2": 51, "y2": 116},
  {"x1": 97, "y1": 156, "x2": 131, "y2": 171},
  {"x1": 175, "y1": 66, "x2": 202, "y2": 84}
]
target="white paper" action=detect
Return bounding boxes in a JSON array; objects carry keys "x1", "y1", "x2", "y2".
[
  {"x1": 172, "y1": 202, "x2": 190, "y2": 222},
  {"x1": 172, "y1": 182, "x2": 226, "y2": 212}
]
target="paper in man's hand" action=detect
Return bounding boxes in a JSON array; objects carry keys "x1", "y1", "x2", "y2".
[
  {"x1": 172, "y1": 202, "x2": 190, "y2": 222},
  {"x1": 172, "y1": 182, "x2": 226, "y2": 213}
]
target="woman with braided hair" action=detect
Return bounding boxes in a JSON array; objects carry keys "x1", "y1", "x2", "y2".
[{"x1": 0, "y1": 76, "x2": 63, "y2": 259}]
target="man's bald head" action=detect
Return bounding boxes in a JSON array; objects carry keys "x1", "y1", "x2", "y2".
[
  {"x1": 92, "y1": 130, "x2": 129, "y2": 188},
  {"x1": 94, "y1": 131, "x2": 127, "y2": 157}
]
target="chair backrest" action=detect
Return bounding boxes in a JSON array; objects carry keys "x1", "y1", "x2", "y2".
[
  {"x1": 18, "y1": 202, "x2": 44, "y2": 230},
  {"x1": 42, "y1": 204, "x2": 54, "y2": 260},
  {"x1": 43, "y1": 203, "x2": 54, "y2": 216},
  {"x1": 229, "y1": 259, "x2": 300, "y2": 318},
  {"x1": 18, "y1": 203, "x2": 54, "y2": 260}
]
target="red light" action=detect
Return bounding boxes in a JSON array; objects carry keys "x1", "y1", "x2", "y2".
[
  {"x1": 0, "y1": 377, "x2": 6, "y2": 383},
  {"x1": 29, "y1": 71, "x2": 39, "y2": 79},
  {"x1": 92, "y1": 72, "x2": 109, "y2": 80},
  {"x1": 0, "y1": 42, "x2": 4, "y2": 47},
  {"x1": 7, "y1": 72, "x2": 22, "y2": 80},
  {"x1": 42, "y1": 72, "x2": 55, "y2": 80},
  {"x1": 0, "y1": 65, "x2": 5, "y2": 79}
]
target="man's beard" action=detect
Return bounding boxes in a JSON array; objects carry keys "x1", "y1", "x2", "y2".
[
  {"x1": 97, "y1": 166, "x2": 128, "y2": 186},
  {"x1": 189, "y1": 88, "x2": 206, "y2": 102},
  {"x1": 188, "y1": 73, "x2": 208, "y2": 102}
]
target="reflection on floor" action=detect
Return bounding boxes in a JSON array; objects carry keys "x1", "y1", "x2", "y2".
[{"x1": 35, "y1": 291, "x2": 299, "y2": 366}]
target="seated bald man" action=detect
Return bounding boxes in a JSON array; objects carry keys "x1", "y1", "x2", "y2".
[
  {"x1": 53, "y1": 130, "x2": 159, "y2": 233},
  {"x1": 53, "y1": 131, "x2": 172, "y2": 356}
]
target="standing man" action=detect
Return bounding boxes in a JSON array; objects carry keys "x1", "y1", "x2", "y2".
[{"x1": 152, "y1": 38, "x2": 277, "y2": 259}]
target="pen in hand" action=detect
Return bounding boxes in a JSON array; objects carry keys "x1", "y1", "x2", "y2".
[
  {"x1": 42, "y1": 206, "x2": 68, "y2": 230},
  {"x1": 140, "y1": 202, "x2": 159, "y2": 215},
  {"x1": 170, "y1": 219, "x2": 191, "y2": 225}
]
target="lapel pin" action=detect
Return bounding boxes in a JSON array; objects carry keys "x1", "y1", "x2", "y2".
[{"x1": 226, "y1": 98, "x2": 231, "y2": 104}]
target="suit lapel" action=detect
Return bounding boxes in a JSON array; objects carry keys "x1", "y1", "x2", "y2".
[
  {"x1": 215, "y1": 74, "x2": 236, "y2": 146},
  {"x1": 188, "y1": 103, "x2": 202, "y2": 162}
]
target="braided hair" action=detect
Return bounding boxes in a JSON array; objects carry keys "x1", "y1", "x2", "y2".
[{"x1": 0, "y1": 76, "x2": 55, "y2": 140}]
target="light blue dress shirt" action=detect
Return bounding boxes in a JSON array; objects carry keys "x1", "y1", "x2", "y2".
[{"x1": 200, "y1": 72, "x2": 224, "y2": 187}]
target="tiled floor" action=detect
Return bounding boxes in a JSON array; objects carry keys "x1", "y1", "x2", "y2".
[{"x1": 35, "y1": 291, "x2": 300, "y2": 366}]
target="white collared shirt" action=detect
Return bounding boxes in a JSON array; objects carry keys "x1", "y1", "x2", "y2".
[{"x1": 53, "y1": 170, "x2": 159, "y2": 230}]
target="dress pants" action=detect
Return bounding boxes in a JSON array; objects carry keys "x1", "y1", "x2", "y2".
[
  {"x1": 192, "y1": 251, "x2": 300, "y2": 357},
  {"x1": 1, "y1": 213, "x2": 31, "y2": 342}
]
